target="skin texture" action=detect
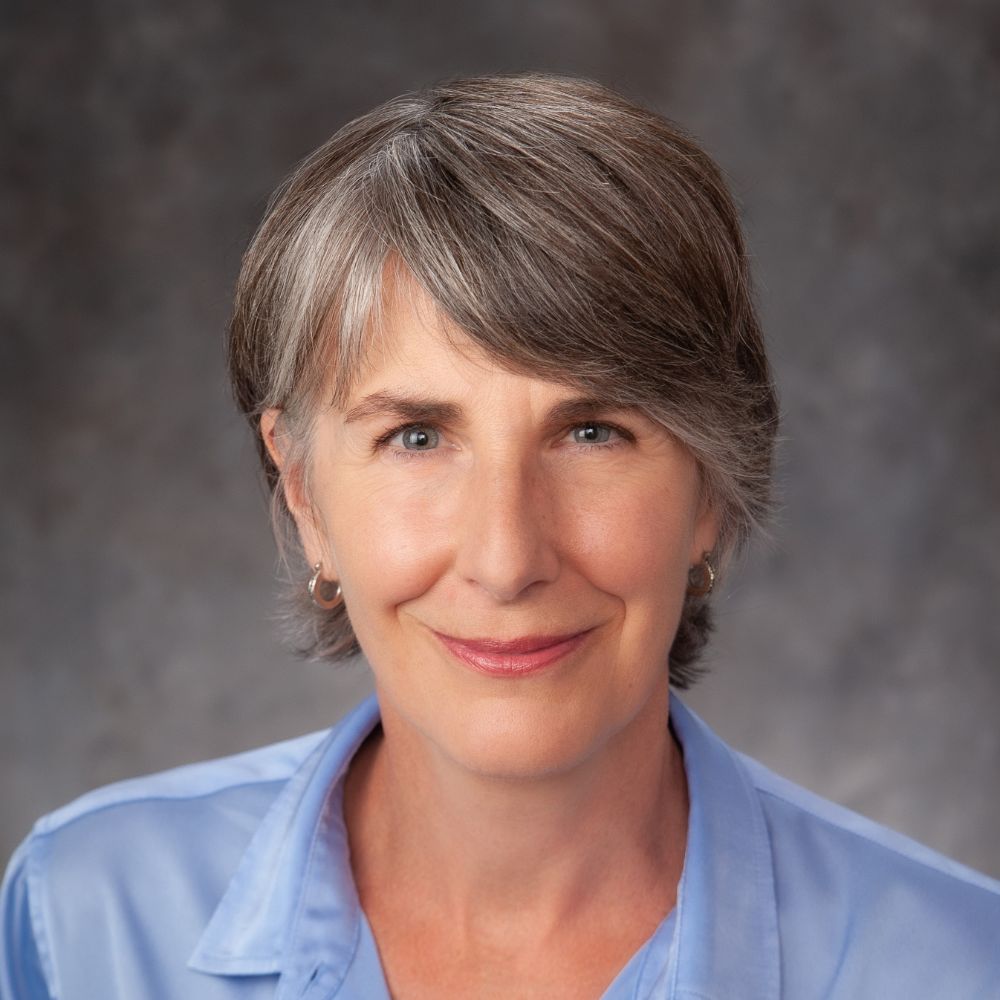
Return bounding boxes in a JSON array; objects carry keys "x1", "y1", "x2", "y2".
[{"x1": 261, "y1": 272, "x2": 718, "y2": 998}]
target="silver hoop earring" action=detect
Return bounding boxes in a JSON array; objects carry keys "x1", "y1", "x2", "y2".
[
  {"x1": 308, "y1": 563, "x2": 343, "y2": 610},
  {"x1": 686, "y1": 553, "x2": 716, "y2": 598}
]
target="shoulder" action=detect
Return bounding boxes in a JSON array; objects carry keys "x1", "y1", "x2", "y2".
[
  {"x1": 20, "y1": 729, "x2": 330, "y2": 899},
  {"x1": 740, "y1": 752, "x2": 1000, "y2": 996},
  {"x1": 742, "y1": 751, "x2": 1000, "y2": 897},
  {"x1": 1, "y1": 729, "x2": 330, "y2": 1000},
  {"x1": 32, "y1": 727, "x2": 329, "y2": 840},
  {"x1": 16, "y1": 726, "x2": 332, "y2": 900}
]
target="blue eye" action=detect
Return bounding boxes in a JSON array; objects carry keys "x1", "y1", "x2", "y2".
[
  {"x1": 398, "y1": 426, "x2": 439, "y2": 450},
  {"x1": 573, "y1": 423, "x2": 614, "y2": 445}
]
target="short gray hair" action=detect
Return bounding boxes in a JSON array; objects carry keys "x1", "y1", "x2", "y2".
[{"x1": 228, "y1": 72, "x2": 778, "y2": 688}]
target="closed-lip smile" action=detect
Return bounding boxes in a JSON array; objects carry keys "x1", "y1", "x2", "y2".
[{"x1": 431, "y1": 628, "x2": 594, "y2": 677}]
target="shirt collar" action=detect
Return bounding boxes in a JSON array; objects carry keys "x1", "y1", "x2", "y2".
[
  {"x1": 666, "y1": 698, "x2": 781, "y2": 999},
  {"x1": 188, "y1": 694, "x2": 780, "y2": 999},
  {"x1": 187, "y1": 694, "x2": 381, "y2": 992}
]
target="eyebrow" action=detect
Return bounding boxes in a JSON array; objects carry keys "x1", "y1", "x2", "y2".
[
  {"x1": 342, "y1": 391, "x2": 462, "y2": 426},
  {"x1": 342, "y1": 390, "x2": 634, "y2": 427}
]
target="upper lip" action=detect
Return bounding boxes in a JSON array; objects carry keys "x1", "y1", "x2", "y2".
[{"x1": 433, "y1": 630, "x2": 590, "y2": 654}]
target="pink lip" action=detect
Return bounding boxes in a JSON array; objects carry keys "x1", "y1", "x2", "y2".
[{"x1": 433, "y1": 629, "x2": 593, "y2": 677}]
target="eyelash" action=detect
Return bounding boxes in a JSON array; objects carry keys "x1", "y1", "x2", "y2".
[{"x1": 371, "y1": 421, "x2": 634, "y2": 461}]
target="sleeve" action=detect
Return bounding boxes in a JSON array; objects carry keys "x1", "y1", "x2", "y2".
[{"x1": 0, "y1": 838, "x2": 54, "y2": 1000}]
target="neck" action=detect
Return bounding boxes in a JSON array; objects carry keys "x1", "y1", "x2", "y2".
[{"x1": 344, "y1": 681, "x2": 688, "y2": 945}]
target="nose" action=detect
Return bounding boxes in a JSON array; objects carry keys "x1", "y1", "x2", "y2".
[{"x1": 452, "y1": 452, "x2": 561, "y2": 603}]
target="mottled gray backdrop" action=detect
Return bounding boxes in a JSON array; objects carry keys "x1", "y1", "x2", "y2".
[{"x1": 3, "y1": 1, "x2": 998, "y2": 876}]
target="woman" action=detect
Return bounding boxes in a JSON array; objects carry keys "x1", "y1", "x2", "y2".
[{"x1": 2, "y1": 73, "x2": 998, "y2": 999}]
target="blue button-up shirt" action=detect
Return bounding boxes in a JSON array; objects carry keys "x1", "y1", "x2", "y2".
[{"x1": 3, "y1": 694, "x2": 999, "y2": 998}]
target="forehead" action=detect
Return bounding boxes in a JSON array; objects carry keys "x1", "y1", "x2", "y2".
[
  {"x1": 341, "y1": 265, "x2": 574, "y2": 408},
  {"x1": 366, "y1": 276, "x2": 488, "y2": 380}
]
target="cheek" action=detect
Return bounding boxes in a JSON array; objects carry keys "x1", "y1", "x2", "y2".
[
  {"x1": 568, "y1": 474, "x2": 697, "y2": 597},
  {"x1": 316, "y1": 455, "x2": 699, "y2": 630},
  {"x1": 567, "y1": 474, "x2": 699, "y2": 683},
  {"x1": 319, "y1": 471, "x2": 452, "y2": 615}
]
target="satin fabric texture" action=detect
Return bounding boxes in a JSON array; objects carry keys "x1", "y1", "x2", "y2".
[{"x1": 3, "y1": 693, "x2": 999, "y2": 998}]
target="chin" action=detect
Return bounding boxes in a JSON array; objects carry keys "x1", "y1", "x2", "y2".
[{"x1": 439, "y1": 697, "x2": 616, "y2": 780}]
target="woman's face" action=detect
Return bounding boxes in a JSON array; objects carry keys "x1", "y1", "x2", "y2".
[{"x1": 275, "y1": 279, "x2": 717, "y2": 779}]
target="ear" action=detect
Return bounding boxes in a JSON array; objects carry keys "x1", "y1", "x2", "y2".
[{"x1": 260, "y1": 408, "x2": 331, "y2": 572}]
